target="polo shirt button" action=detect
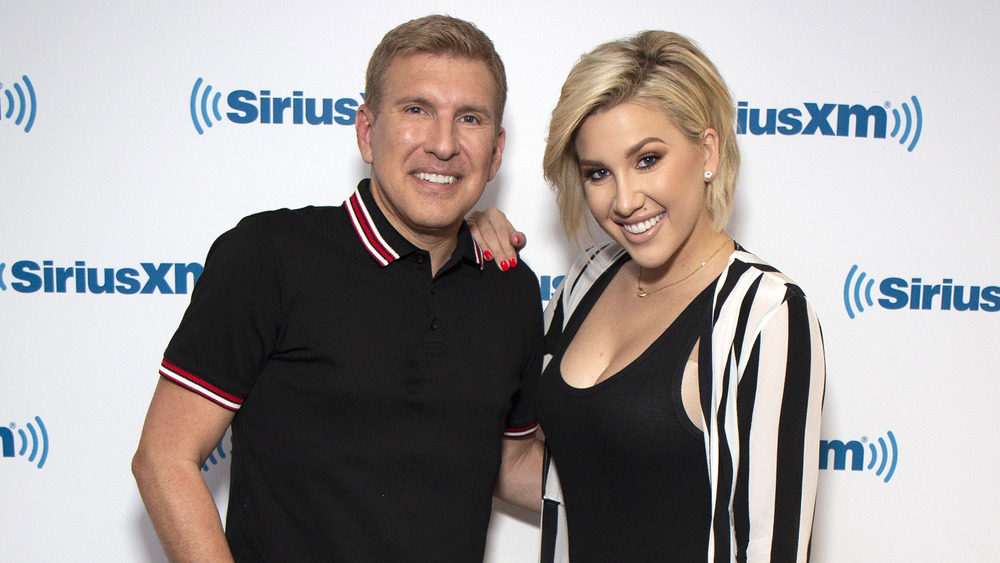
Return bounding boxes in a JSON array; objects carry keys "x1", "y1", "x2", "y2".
[
  {"x1": 430, "y1": 319, "x2": 439, "y2": 330},
  {"x1": 416, "y1": 255, "x2": 426, "y2": 264}
]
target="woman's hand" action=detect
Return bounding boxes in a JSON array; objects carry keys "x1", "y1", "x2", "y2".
[{"x1": 466, "y1": 208, "x2": 526, "y2": 271}]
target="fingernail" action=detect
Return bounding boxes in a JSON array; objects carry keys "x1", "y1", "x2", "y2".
[
  {"x1": 514, "y1": 234, "x2": 521, "y2": 245},
  {"x1": 484, "y1": 250, "x2": 494, "y2": 261},
  {"x1": 509, "y1": 256, "x2": 517, "y2": 268},
  {"x1": 500, "y1": 260, "x2": 509, "y2": 271}
]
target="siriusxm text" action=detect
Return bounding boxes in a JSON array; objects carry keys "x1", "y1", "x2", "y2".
[
  {"x1": 819, "y1": 431, "x2": 898, "y2": 483},
  {"x1": 820, "y1": 439, "x2": 865, "y2": 471},
  {"x1": 879, "y1": 278, "x2": 1000, "y2": 312},
  {"x1": 738, "y1": 101, "x2": 887, "y2": 137},
  {"x1": 227, "y1": 90, "x2": 361, "y2": 125},
  {"x1": 6, "y1": 261, "x2": 203, "y2": 294},
  {"x1": 540, "y1": 275, "x2": 565, "y2": 301}
]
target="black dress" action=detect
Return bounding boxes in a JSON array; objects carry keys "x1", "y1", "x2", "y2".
[{"x1": 537, "y1": 256, "x2": 713, "y2": 562}]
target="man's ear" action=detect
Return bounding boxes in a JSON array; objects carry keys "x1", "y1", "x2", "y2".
[
  {"x1": 487, "y1": 127, "x2": 505, "y2": 182},
  {"x1": 356, "y1": 104, "x2": 375, "y2": 164}
]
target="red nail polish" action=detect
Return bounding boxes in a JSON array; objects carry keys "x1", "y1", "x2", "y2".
[
  {"x1": 514, "y1": 234, "x2": 521, "y2": 245},
  {"x1": 509, "y1": 256, "x2": 517, "y2": 268},
  {"x1": 500, "y1": 260, "x2": 508, "y2": 271},
  {"x1": 484, "y1": 250, "x2": 493, "y2": 261}
]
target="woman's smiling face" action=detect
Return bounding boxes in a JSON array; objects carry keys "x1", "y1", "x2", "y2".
[{"x1": 575, "y1": 101, "x2": 719, "y2": 271}]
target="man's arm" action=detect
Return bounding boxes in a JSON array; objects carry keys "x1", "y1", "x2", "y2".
[
  {"x1": 495, "y1": 434, "x2": 545, "y2": 511},
  {"x1": 132, "y1": 377, "x2": 236, "y2": 563}
]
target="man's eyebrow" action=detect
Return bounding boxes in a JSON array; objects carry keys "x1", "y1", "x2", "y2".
[
  {"x1": 392, "y1": 96, "x2": 431, "y2": 108},
  {"x1": 456, "y1": 104, "x2": 491, "y2": 115},
  {"x1": 392, "y1": 97, "x2": 494, "y2": 120}
]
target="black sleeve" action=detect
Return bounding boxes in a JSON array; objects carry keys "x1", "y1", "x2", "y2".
[{"x1": 160, "y1": 214, "x2": 285, "y2": 409}]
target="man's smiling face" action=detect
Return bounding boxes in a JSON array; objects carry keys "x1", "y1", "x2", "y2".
[{"x1": 356, "y1": 53, "x2": 505, "y2": 244}]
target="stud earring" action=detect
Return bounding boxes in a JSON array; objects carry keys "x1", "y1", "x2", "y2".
[{"x1": 704, "y1": 171, "x2": 714, "y2": 181}]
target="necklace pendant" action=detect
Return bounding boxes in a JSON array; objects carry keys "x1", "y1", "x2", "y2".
[{"x1": 637, "y1": 287, "x2": 648, "y2": 298}]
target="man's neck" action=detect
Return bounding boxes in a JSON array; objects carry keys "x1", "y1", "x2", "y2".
[
  {"x1": 417, "y1": 234, "x2": 459, "y2": 276},
  {"x1": 366, "y1": 180, "x2": 465, "y2": 275},
  {"x1": 385, "y1": 215, "x2": 461, "y2": 276}
]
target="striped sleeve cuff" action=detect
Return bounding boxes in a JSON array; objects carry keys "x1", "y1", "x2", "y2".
[
  {"x1": 158, "y1": 358, "x2": 243, "y2": 411},
  {"x1": 504, "y1": 422, "x2": 539, "y2": 438}
]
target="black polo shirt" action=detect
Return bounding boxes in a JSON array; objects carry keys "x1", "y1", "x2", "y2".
[{"x1": 159, "y1": 179, "x2": 542, "y2": 561}]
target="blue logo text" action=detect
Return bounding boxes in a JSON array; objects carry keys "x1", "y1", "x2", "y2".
[
  {"x1": 737, "y1": 96, "x2": 922, "y2": 151},
  {"x1": 539, "y1": 274, "x2": 565, "y2": 302},
  {"x1": 820, "y1": 431, "x2": 897, "y2": 483},
  {"x1": 191, "y1": 77, "x2": 362, "y2": 134},
  {"x1": 844, "y1": 265, "x2": 1000, "y2": 318},
  {"x1": 1, "y1": 260, "x2": 203, "y2": 295}
]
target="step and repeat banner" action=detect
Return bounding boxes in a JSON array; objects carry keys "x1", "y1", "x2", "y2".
[{"x1": 2, "y1": 1, "x2": 997, "y2": 561}]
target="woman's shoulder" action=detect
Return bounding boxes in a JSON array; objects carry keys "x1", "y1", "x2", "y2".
[
  {"x1": 561, "y1": 242, "x2": 627, "y2": 295},
  {"x1": 726, "y1": 246, "x2": 807, "y2": 298}
]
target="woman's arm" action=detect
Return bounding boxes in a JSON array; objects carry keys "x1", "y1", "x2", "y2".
[
  {"x1": 466, "y1": 208, "x2": 526, "y2": 271},
  {"x1": 738, "y1": 292, "x2": 825, "y2": 562}
]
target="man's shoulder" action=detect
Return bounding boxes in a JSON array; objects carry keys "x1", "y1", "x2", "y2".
[
  {"x1": 482, "y1": 255, "x2": 539, "y2": 283},
  {"x1": 237, "y1": 205, "x2": 342, "y2": 229},
  {"x1": 478, "y1": 256, "x2": 543, "y2": 311},
  {"x1": 202, "y1": 205, "x2": 351, "y2": 265},
  {"x1": 225, "y1": 205, "x2": 347, "y2": 243}
]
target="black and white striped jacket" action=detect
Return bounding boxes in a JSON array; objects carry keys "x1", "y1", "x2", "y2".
[{"x1": 541, "y1": 242, "x2": 825, "y2": 562}]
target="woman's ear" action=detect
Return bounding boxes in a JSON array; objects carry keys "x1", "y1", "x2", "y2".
[{"x1": 701, "y1": 128, "x2": 720, "y2": 175}]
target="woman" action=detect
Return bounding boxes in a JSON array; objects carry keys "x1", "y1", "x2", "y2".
[{"x1": 473, "y1": 31, "x2": 824, "y2": 562}]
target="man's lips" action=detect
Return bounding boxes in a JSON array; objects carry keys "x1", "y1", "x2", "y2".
[{"x1": 414, "y1": 171, "x2": 458, "y2": 184}]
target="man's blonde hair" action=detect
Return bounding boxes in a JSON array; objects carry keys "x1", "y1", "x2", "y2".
[{"x1": 365, "y1": 15, "x2": 507, "y2": 127}]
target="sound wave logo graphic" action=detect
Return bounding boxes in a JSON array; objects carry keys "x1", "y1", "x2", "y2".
[
  {"x1": 202, "y1": 428, "x2": 232, "y2": 473},
  {"x1": 820, "y1": 430, "x2": 898, "y2": 484},
  {"x1": 190, "y1": 77, "x2": 223, "y2": 135},
  {"x1": 1, "y1": 75, "x2": 37, "y2": 133},
  {"x1": 0, "y1": 416, "x2": 50, "y2": 469},
  {"x1": 865, "y1": 432, "x2": 899, "y2": 483},
  {"x1": 888, "y1": 96, "x2": 922, "y2": 152},
  {"x1": 844, "y1": 265, "x2": 875, "y2": 319}
]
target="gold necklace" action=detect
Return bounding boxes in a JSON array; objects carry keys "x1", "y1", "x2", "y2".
[{"x1": 637, "y1": 238, "x2": 732, "y2": 298}]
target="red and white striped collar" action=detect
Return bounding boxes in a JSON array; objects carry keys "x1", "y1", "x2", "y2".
[{"x1": 345, "y1": 179, "x2": 484, "y2": 269}]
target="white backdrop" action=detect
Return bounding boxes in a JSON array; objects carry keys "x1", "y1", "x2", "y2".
[{"x1": 2, "y1": 1, "x2": 999, "y2": 561}]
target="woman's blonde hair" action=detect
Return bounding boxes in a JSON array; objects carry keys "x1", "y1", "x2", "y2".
[{"x1": 543, "y1": 31, "x2": 740, "y2": 242}]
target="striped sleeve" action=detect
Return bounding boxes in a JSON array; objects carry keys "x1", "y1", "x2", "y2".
[
  {"x1": 726, "y1": 272, "x2": 825, "y2": 562},
  {"x1": 158, "y1": 357, "x2": 244, "y2": 411},
  {"x1": 504, "y1": 423, "x2": 539, "y2": 438}
]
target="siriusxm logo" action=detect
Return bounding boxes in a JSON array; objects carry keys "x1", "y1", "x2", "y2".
[
  {"x1": 202, "y1": 429, "x2": 232, "y2": 473},
  {"x1": 0, "y1": 260, "x2": 203, "y2": 295},
  {"x1": 820, "y1": 431, "x2": 897, "y2": 483},
  {"x1": 844, "y1": 265, "x2": 1000, "y2": 319},
  {"x1": 190, "y1": 77, "x2": 362, "y2": 134},
  {"x1": 737, "y1": 96, "x2": 922, "y2": 152},
  {"x1": 1, "y1": 75, "x2": 37, "y2": 133},
  {"x1": 1, "y1": 416, "x2": 49, "y2": 469},
  {"x1": 540, "y1": 274, "x2": 565, "y2": 302}
]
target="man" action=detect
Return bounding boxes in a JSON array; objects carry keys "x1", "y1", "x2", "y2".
[{"x1": 132, "y1": 15, "x2": 543, "y2": 561}]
